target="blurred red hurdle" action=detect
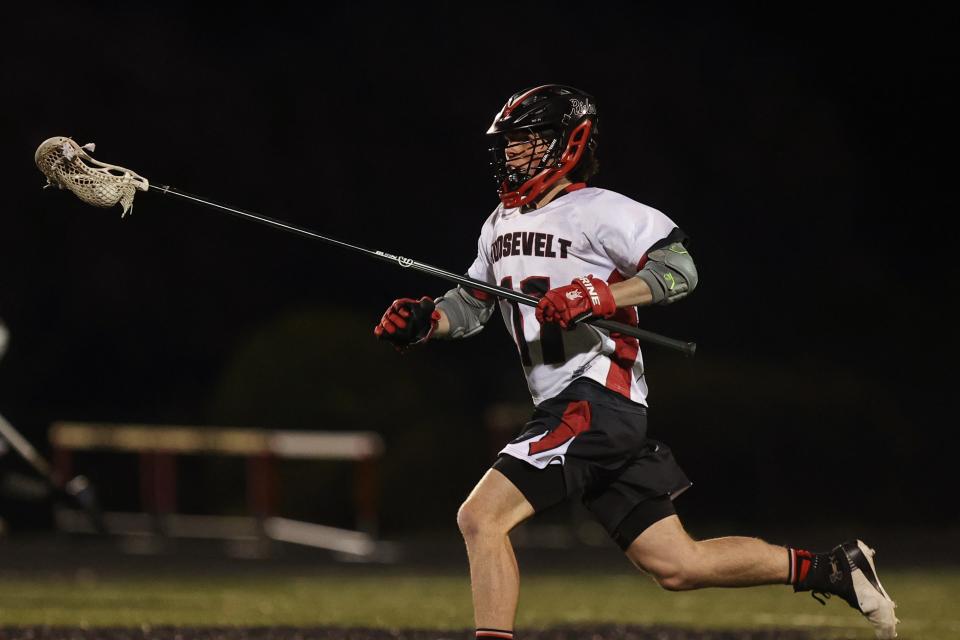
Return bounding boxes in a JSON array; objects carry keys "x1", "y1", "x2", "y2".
[{"x1": 48, "y1": 422, "x2": 388, "y2": 559}]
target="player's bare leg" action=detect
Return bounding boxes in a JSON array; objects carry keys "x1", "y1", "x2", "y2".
[
  {"x1": 457, "y1": 468, "x2": 536, "y2": 634},
  {"x1": 626, "y1": 514, "x2": 898, "y2": 638},
  {"x1": 625, "y1": 515, "x2": 788, "y2": 589}
]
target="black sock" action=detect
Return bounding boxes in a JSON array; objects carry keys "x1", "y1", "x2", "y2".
[{"x1": 789, "y1": 546, "x2": 846, "y2": 593}]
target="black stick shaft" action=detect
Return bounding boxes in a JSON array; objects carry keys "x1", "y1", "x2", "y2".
[{"x1": 151, "y1": 185, "x2": 696, "y2": 357}]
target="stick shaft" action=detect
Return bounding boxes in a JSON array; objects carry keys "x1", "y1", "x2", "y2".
[
  {"x1": 0, "y1": 412, "x2": 51, "y2": 476},
  {"x1": 0, "y1": 412, "x2": 107, "y2": 533},
  {"x1": 150, "y1": 185, "x2": 696, "y2": 356}
]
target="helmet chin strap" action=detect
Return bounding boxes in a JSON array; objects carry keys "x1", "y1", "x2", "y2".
[{"x1": 523, "y1": 177, "x2": 573, "y2": 211}]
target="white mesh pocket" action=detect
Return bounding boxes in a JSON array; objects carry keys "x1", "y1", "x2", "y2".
[{"x1": 34, "y1": 137, "x2": 148, "y2": 216}]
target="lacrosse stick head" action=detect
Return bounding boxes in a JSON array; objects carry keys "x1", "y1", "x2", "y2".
[{"x1": 34, "y1": 136, "x2": 149, "y2": 217}]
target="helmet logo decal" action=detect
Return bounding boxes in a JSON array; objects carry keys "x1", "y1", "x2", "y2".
[{"x1": 568, "y1": 98, "x2": 597, "y2": 117}]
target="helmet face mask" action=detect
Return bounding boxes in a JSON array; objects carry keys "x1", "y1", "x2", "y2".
[
  {"x1": 487, "y1": 85, "x2": 598, "y2": 209},
  {"x1": 493, "y1": 129, "x2": 560, "y2": 190}
]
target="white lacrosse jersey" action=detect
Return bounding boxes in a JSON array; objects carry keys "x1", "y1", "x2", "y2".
[{"x1": 467, "y1": 187, "x2": 680, "y2": 406}]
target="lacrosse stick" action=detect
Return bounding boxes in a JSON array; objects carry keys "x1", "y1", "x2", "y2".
[{"x1": 34, "y1": 136, "x2": 696, "y2": 356}]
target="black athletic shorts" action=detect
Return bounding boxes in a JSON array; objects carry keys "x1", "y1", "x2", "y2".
[{"x1": 492, "y1": 377, "x2": 691, "y2": 550}]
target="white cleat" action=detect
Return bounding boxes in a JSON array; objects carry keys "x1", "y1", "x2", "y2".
[{"x1": 836, "y1": 540, "x2": 899, "y2": 639}]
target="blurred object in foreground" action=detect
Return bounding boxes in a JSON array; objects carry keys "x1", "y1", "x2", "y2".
[
  {"x1": 0, "y1": 318, "x2": 8, "y2": 361},
  {"x1": 0, "y1": 411, "x2": 106, "y2": 533}
]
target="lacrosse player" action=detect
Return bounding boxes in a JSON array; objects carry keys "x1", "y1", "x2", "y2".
[{"x1": 375, "y1": 85, "x2": 897, "y2": 639}]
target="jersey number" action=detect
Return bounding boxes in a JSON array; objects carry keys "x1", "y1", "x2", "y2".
[{"x1": 500, "y1": 276, "x2": 566, "y2": 366}]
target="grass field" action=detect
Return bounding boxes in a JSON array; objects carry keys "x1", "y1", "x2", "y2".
[{"x1": 1, "y1": 567, "x2": 957, "y2": 639}]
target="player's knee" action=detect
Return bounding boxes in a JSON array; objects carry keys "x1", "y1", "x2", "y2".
[
  {"x1": 630, "y1": 548, "x2": 703, "y2": 591},
  {"x1": 455, "y1": 501, "x2": 477, "y2": 538},
  {"x1": 653, "y1": 565, "x2": 699, "y2": 592},
  {"x1": 456, "y1": 500, "x2": 501, "y2": 541},
  {"x1": 625, "y1": 515, "x2": 704, "y2": 591}
]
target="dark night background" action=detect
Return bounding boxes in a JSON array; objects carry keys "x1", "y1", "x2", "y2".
[{"x1": 0, "y1": 3, "x2": 955, "y2": 541}]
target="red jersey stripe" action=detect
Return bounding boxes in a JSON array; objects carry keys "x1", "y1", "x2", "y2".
[
  {"x1": 603, "y1": 269, "x2": 640, "y2": 399},
  {"x1": 528, "y1": 400, "x2": 592, "y2": 455}
]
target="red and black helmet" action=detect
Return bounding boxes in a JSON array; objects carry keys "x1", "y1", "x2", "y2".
[{"x1": 487, "y1": 85, "x2": 599, "y2": 209}]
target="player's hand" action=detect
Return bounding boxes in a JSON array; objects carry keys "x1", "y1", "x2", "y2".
[
  {"x1": 536, "y1": 275, "x2": 616, "y2": 329},
  {"x1": 374, "y1": 297, "x2": 441, "y2": 349}
]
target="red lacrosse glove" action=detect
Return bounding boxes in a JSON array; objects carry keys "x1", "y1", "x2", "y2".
[
  {"x1": 536, "y1": 275, "x2": 617, "y2": 329},
  {"x1": 374, "y1": 297, "x2": 441, "y2": 349}
]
